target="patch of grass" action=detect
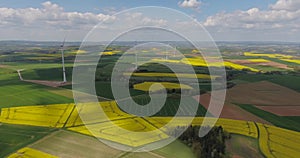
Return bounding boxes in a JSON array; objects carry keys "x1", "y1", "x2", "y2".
[
  {"x1": 284, "y1": 116, "x2": 300, "y2": 123},
  {"x1": 64, "y1": 81, "x2": 145, "y2": 100},
  {"x1": 244, "y1": 64, "x2": 286, "y2": 72},
  {"x1": 121, "y1": 95, "x2": 207, "y2": 116},
  {"x1": 226, "y1": 134, "x2": 263, "y2": 158},
  {"x1": 236, "y1": 104, "x2": 300, "y2": 132},
  {"x1": 22, "y1": 67, "x2": 73, "y2": 81},
  {"x1": 153, "y1": 140, "x2": 196, "y2": 158},
  {"x1": 0, "y1": 124, "x2": 55, "y2": 157},
  {"x1": 0, "y1": 83, "x2": 73, "y2": 107},
  {"x1": 0, "y1": 67, "x2": 73, "y2": 107}
]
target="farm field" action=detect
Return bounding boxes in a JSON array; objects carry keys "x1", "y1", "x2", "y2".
[
  {"x1": 181, "y1": 57, "x2": 259, "y2": 72},
  {"x1": 227, "y1": 59, "x2": 292, "y2": 71},
  {"x1": 1, "y1": 100, "x2": 300, "y2": 157},
  {"x1": 145, "y1": 117, "x2": 259, "y2": 138},
  {"x1": 63, "y1": 81, "x2": 145, "y2": 100},
  {"x1": 29, "y1": 130, "x2": 124, "y2": 158},
  {"x1": 226, "y1": 81, "x2": 300, "y2": 105},
  {"x1": 225, "y1": 134, "x2": 263, "y2": 158},
  {"x1": 243, "y1": 52, "x2": 293, "y2": 59},
  {"x1": 0, "y1": 124, "x2": 55, "y2": 157},
  {"x1": 234, "y1": 74, "x2": 300, "y2": 92},
  {"x1": 8, "y1": 147, "x2": 57, "y2": 158},
  {"x1": 125, "y1": 95, "x2": 208, "y2": 116},
  {"x1": 1, "y1": 41, "x2": 300, "y2": 157},
  {"x1": 280, "y1": 59, "x2": 300, "y2": 64},
  {"x1": 194, "y1": 94, "x2": 271, "y2": 124},
  {"x1": 0, "y1": 104, "x2": 75, "y2": 128},
  {"x1": 125, "y1": 72, "x2": 217, "y2": 79},
  {"x1": 133, "y1": 82, "x2": 193, "y2": 92},
  {"x1": 28, "y1": 129, "x2": 195, "y2": 158},
  {"x1": 237, "y1": 104, "x2": 300, "y2": 132},
  {"x1": 0, "y1": 64, "x2": 73, "y2": 107},
  {"x1": 257, "y1": 123, "x2": 300, "y2": 158},
  {"x1": 256, "y1": 106, "x2": 300, "y2": 116},
  {"x1": 68, "y1": 117, "x2": 169, "y2": 147}
]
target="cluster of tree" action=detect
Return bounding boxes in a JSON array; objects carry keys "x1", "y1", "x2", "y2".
[{"x1": 171, "y1": 126, "x2": 230, "y2": 158}]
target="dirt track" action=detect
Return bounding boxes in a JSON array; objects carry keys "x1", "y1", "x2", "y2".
[{"x1": 25, "y1": 80, "x2": 72, "y2": 87}]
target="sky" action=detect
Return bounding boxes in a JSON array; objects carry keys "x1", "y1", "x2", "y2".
[{"x1": 0, "y1": 0, "x2": 299, "y2": 42}]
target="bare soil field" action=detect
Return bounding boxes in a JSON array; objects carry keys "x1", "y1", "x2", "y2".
[
  {"x1": 226, "y1": 134, "x2": 264, "y2": 158},
  {"x1": 0, "y1": 64, "x2": 11, "y2": 68},
  {"x1": 30, "y1": 130, "x2": 123, "y2": 158},
  {"x1": 227, "y1": 60, "x2": 292, "y2": 70},
  {"x1": 226, "y1": 81, "x2": 300, "y2": 106},
  {"x1": 256, "y1": 106, "x2": 300, "y2": 116},
  {"x1": 193, "y1": 94, "x2": 270, "y2": 124}
]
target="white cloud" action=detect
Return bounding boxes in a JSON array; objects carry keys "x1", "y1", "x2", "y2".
[
  {"x1": 0, "y1": 2, "x2": 171, "y2": 41},
  {"x1": 201, "y1": 0, "x2": 300, "y2": 41},
  {"x1": 270, "y1": 0, "x2": 300, "y2": 11},
  {"x1": 0, "y1": 1, "x2": 115, "y2": 30},
  {"x1": 178, "y1": 0, "x2": 201, "y2": 8},
  {"x1": 199, "y1": 0, "x2": 300, "y2": 41}
]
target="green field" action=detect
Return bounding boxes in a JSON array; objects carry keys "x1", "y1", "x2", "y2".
[
  {"x1": 237, "y1": 104, "x2": 300, "y2": 132},
  {"x1": 152, "y1": 140, "x2": 196, "y2": 158},
  {"x1": 120, "y1": 95, "x2": 208, "y2": 116},
  {"x1": 0, "y1": 65, "x2": 73, "y2": 107},
  {"x1": 0, "y1": 124, "x2": 55, "y2": 157}
]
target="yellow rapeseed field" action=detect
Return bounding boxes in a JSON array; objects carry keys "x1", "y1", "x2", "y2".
[
  {"x1": 146, "y1": 117, "x2": 258, "y2": 138},
  {"x1": 260, "y1": 124, "x2": 300, "y2": 158},
  {"x1": 65, "y1": 101, "x2": 132, "y2": 127},
  {"x1": 247, "y1": 59, "x2": 270, "y2": 63},
  {"x1": 180, "y1": 58, "x2": 259, "y2": 72},
  {"x1": 280, "y1": 59, "x2": 300, "y2": 65},
  {"x1": 133, "y1": 82, "x2": 193, "y2": 92},
  {"x1": 224, "y1": 62, "x2": 259, "y2": 72},
  {"x1": 257, "y1": 123, "x2": 275, "y2": 158},
  {"x1": 244, "y1": 52, "x2": 293, "y2": 59},
  {"x1": 2, "y1": 101, "x2": 300, "y2": 152},
  {"x1": 150, "y1": 58, "x2": 181, "y2": 63},
  {"x1": 68, "y1": 117, "x2": 169, "y2": 147},
  {"x1": 124, "y1": 72, "x2": 218, "y2": 79},
  {"x1": 181, "y1": 58, "x2": 224, "y2": 67},
  {"x1": 8, "y1": 147, "x2": 57, "y2": 158},
  {"x1": 0, "y1": 104, "x2": 75, "y2": 128}
]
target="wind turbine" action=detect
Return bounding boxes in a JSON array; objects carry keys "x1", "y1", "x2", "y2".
[
  {"x1": 135, "y1": 40, "x2": 138, "y2": 69},
  {"x1": 60, "y1": 37, "x2": 67, "y2": 83}
]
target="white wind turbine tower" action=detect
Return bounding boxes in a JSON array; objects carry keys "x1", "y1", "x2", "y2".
[
  {"x1": 60, "y1": 37, "x2": 67, "y2": 83},
  {"x1": 135, "y1": 41, "x2": 138, "y2": 69},
  {"x1": 174, "y1": 46, "x2": 176, "y2": 57},
  {"x1": 165, "y1": 44, "x2": 168, "y2": 60}
]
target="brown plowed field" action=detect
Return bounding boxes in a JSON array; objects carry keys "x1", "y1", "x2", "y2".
[
  {"x1": 193, "y1": 94, "x2": 271, "y2": 124},
  {"x1": 226, "y1": 81, "x2": 300, "y2": 106},
  {"x1": 227, "y1": 59, "x2": 292, "y2": 70}
]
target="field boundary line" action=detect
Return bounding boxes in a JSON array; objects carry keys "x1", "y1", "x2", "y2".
[
  {"x1": 254, "y1": 122, "x2": 266, "y2": 158},
  {"x1": 28, "y1": 130, "x2": 61, "y2": 147},
  {"x1": 63, "y1": 104, "x2": 76, "y2": 128}
]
